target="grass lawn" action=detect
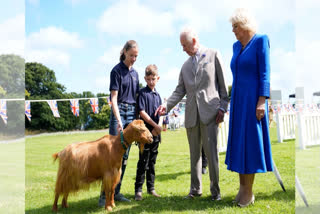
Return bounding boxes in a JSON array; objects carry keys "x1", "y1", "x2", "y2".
[
  {"x1": 0, "y1": 140, "x2": 25, "y2": 214},
  {"x1": 25, "y1": 126, "x2": 295, "y2": 214},
  {"x1": 295, "y1": 144, "x2": 320, "y2": 214}
]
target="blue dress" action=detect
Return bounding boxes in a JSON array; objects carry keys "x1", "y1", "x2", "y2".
[{"x1": 225, "y1": 34, "x2": 274, "y2": 174}]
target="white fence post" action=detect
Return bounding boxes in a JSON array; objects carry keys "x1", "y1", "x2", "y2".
[
  {"x1": 275, "y1": 111, "x2": 284, "y2": 143},
  {"x1": 297, "y1": 111, "x2": 306, "y2": 150}
]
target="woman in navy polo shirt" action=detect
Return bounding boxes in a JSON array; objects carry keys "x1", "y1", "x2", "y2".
[{"x1": 99, "y1": 40, "x2": 140, "y2": 206}]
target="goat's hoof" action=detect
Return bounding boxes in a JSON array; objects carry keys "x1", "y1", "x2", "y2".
[
  {"x1": 111, "y1": 203, "x2": 116, "y2": 208},
  {"x1": 52, "y1": 205, "x2": 58, "y2": 212},
  {"x1": 62, "y1": 204, "x2": 69, "y2": 208},
  {"x1": 106, "y1": 206, "x2": 112, "y2": 211}
]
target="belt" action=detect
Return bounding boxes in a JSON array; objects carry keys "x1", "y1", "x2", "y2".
[{"x1": 119, "y1": 103, "x2": 135, "y2": 107}]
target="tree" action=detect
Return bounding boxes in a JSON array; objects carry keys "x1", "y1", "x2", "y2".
[
  {"x1": 0, "y1": 54, "x2": 25, "y2": 99},
  {"x1": 25, "y1": 62, "x2": 79, "y2": 131},
  {"x1": 85, "y1": 93, "x2": 111, "y2": 130},
  {"x1": 0, "y1": 55, "x2": 25, "y2": 138},
  {"x1": 25, "y1": 62, "x2": 112, "y2": 131},
  {"x1": 228, "y1": 85, "x2": 232, "y2": 101}
]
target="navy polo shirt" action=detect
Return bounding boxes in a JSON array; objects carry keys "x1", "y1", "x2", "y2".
[
  {"x1": 138, "y1": 86, "x2": 162, "y2": 131},
  {"x1": 109, "y1": 61, "x2": 139, "y2": 104}
]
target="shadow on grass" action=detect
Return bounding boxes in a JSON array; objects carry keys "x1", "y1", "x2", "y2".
[
  {"x1": 113, "y1": 189, "x2": 295, "y2": 214},
  {"x1": 25, "y1": 195, "x2": 236, "y2": 214},
  {"x1": 129, "y1": 171, "x2": 190, "y2": 182},
  {"x1": 156, "y1": 171, "x2": 190, "y2": 181},
  {"x1": 25, "y1": 188, "x2": 294, "y2": 214},
  {"x1": 296, "y1": 204, "x2": 320, "y2": 214},
  {"x1": 25, "y1": 196, "x2": 102, "y2": 214},
  {"x1": 256, "y1": 188, "x2": 295, "y2": 202}
]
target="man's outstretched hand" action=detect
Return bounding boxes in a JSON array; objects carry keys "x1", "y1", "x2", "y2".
[{"x1": 155, "y1": 104, "x2": 167, "y2": 116}]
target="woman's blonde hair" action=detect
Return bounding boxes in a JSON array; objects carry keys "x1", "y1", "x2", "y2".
[{"x1": 229, "y1": 8, "x2": 257, "y2": 33}]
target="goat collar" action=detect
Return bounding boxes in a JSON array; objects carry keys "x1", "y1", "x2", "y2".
[{"x1": 120, "y1": 131, "x2": 128, "y2": 150}]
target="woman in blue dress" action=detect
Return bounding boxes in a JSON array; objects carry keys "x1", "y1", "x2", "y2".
[{"x1": 225, "y1": 8, "x2": 274, "y2": 207}]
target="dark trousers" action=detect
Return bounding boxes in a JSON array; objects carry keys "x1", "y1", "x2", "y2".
[
  {"x1": 135, "y1": 135, "x2": 160, "y2": 193},
  {"x1": 202, "y1": 147, "x2": 208, "y2": 169},
  {"x1": 101, "y1": 104, "x2": 135, "y2": 197},
  {"x1": 115, "y1": 146, "x2": 131, "y2": 195}
]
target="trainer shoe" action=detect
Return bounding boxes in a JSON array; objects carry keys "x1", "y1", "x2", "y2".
[
  {"x1": 98, "y1": 192, "x2": 106, "y2": 207},
  {"x1": 114, "y1": 193, "x2": 131, "y2": 202}
]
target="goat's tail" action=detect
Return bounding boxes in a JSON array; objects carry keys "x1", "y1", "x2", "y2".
[{"x1": 52, "y1": 153, "x2": 59, "y2": 162}]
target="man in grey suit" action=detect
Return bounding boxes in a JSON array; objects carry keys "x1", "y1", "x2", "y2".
[{"x1": 156, "y1": 28, "x2": 228, "y2": 200}]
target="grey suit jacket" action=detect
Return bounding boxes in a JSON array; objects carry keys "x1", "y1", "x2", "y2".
[{"x1": 167, "y1": 47, "x2": 228, "y2": 128}]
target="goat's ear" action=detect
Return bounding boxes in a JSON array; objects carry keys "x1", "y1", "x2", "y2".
[
  {"x1": 132, "y1": 123, "x2": 142, "y2": 131},
  {"x1": 131, "y1": 120, "x2": 141, "y2": 127},
  {"x1": 136, "y1": 119, "x2": 144, "y2": 125}
]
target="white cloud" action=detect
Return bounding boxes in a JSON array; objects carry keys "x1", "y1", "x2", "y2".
[
  {"x1": 297, "y1": 0, "x2": 320, "y2": 9},
  {"x1": 26, "y1": 49, "x2": 70, "y2": 67},
  {"x1": 96, "y1": 0, "x2": 294, "y2": 37},
  {"x1": 162, "y1": 67, "x2": 180, "y2": 81},
  {"x1": 97, "y1": 0, "x2": 175, "y2": 36},
  {"x1": 27, "y1": 0, "x2": 39, "y2": 6},
  {"x1": 98, "y1": 45, "x2": 123, "y2": 66},
  {"x1": 26, "y1": 26, "x2": 85, "y2": 70},
  {"x1": 95, "y1": 76, "x2": 109, "y2": 93},
  {"x1": 173, "y1": 0, "x2": 294, "y2": 34},
  {"x1": 64, "y1": 0, "x2": 87, "y2": 6},
  {"x1": 173, "y1": 0, "x2": 219, "y2": 33},
  {"x1": 270, "y1": 48, "x2": 296, "y2": 101},
  {"x1": 0, "y1": 14, "x2": 24, "y2": 56},
  {"x1": 161, "y1": 48, "x2": 172, "y2": 55},
  {"x1": 296, "y1": 39, "x2": 320, "y2": 103},
  {"x1": 26, "y1": 26, "x2": 84, "y2": 50}
]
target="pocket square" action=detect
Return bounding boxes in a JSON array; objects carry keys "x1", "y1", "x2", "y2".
[{"x1": 202, "y1": 62, "x2": 209, "y2": 67}]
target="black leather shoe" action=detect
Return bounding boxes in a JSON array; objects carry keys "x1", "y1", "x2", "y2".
[
  {"x1": 212, "y1": 194, "x2": 222, "y2": 201},
  {"x1": 184, "y1": 192, "x2": 202, "y2": 199}
]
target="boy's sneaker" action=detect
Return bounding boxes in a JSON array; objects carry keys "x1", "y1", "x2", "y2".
[
  {"x1": 98, "y1": 192, "x2": 106, "y2": 207},
  {"x1": 114, "y1": 193, "x2": 131, "y2": 202}
]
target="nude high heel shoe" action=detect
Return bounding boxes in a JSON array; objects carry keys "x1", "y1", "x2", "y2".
[{"x1": 238, "y1": 195, "x2": 255, "y2": 208}]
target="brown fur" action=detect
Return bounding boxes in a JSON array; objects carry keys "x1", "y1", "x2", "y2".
[{"x1": 52, "y1": 119, "x2": 153, "y2": 212}]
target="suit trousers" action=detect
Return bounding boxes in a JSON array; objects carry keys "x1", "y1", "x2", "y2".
[{"x1": 186, "y1": 111, "x2": 220, "y2": 197}]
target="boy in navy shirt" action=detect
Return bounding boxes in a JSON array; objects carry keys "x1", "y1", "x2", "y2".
[{"x1": 134, "y1": 64, "x2": 162, "y2": 200}]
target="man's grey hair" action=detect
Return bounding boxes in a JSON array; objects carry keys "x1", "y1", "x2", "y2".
[
  {"x1": 180, "y1": 27, "x2": 199, "y2": 43},
  {"x1": 229, "y1": 8, "x2": 257, "y2": 33}
]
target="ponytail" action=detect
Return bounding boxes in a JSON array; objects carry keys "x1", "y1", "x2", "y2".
[{"x1": 119, "y1": 40, "x2": 138, "y2": 61}]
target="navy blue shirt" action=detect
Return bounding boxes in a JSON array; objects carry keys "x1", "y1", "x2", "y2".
[
  {"x1": 109, "y1": 61, "x2": 139, "y2": 104},
  {"x1": 138, "y1": 86, "x2": 162, "y2": 131}
]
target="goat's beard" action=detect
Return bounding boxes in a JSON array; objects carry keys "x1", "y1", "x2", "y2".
[{"x1": 139, "y1": 143, "x2": 145, "y2": 154}]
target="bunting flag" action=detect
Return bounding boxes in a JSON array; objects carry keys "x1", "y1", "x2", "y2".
[
  {"x1": 47, "y1": 100, "x2": 60, "y2": 117},
  {"x1": 0, "y1": 99, "x2": 8, "y2": 124},
  {"x1": 70, "y1": 99, "x2": 80, "y2": 116},
  {"x1": 25, "y1": 101, "x2": 32, "y2": 122},
  {"x1": 90, "y1": 98, "x2": 99, "y2": 114},
  {"x1": 277, "y1": 104, "x2": 282, "y2": 113}
]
